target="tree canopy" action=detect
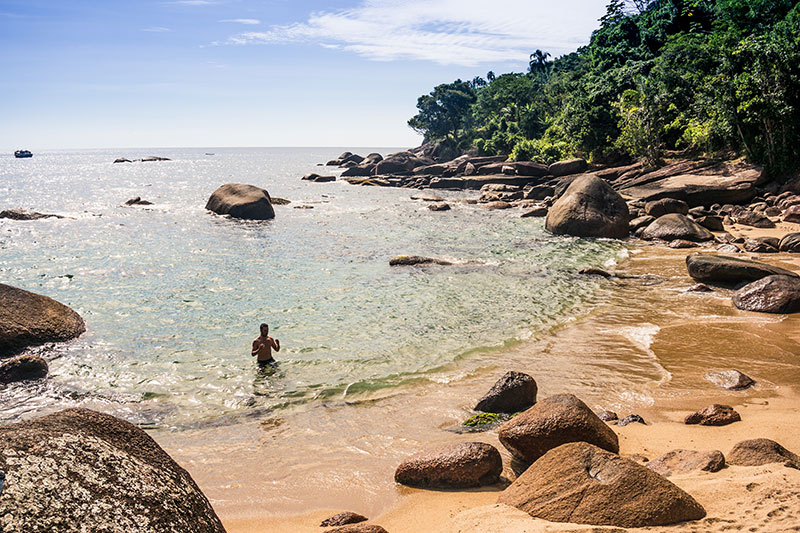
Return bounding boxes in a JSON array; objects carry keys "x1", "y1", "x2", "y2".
[{"x1": 407, "y1": 0, "x2": 800, "y2": 176}]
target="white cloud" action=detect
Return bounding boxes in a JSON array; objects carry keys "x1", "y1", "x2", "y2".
[
  {"x1": 223, "y1": 0, "x2": 607, "y2": 66},
  {"x1": 142, "y1": 26, "x2": 172, "y2": 32},
  {"x1": 219, "y1": 18, "x2": 261, "y2": 25}
]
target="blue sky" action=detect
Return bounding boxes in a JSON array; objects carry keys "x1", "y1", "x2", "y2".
[{"x1": 1, "y1": 0, "x2": 607, "y2": 149}]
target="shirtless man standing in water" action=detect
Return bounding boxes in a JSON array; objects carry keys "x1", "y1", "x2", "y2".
[{"x1": 252, "y1": 323, "x2": 280, "y2": 367}]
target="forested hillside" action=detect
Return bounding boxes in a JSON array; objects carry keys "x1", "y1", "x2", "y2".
[{"x1": 408, "y1": 0, "x2": 800, "y2": 176}]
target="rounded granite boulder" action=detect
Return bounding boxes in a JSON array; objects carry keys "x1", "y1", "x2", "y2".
[
  {"x1": 205, "y1": 183, "x2": 275, "y2": 220},
  {"x1": 394, "y1": 442, "x2": 502, "y2": 488},
  {"x1": 545, "y1": 175, "x2": 630, "y2": 239}
]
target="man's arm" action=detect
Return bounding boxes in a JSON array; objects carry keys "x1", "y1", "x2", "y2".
[
  {"x1": 251, "y1": 339, "x2": 261, "y2": 356},
  {"x1": 271, "y1": 338, "x2": 280, "y2": 352}
]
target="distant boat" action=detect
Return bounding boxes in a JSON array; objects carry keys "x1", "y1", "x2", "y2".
[{"x1": 14, "y1": 150, "x2": 32, "y2": 158}]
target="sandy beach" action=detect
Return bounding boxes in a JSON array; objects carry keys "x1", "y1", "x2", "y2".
[{"x1": 155, "y1": 220, "x2": 800, "y2": 533}]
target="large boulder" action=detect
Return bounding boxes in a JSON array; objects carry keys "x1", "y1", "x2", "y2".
[
  {"x1": 640, "y1": 214, "x2": 714, "y2": 242},
  {"x1": 545, "y1": 175, "x2": 630, "y2": 239},
  {"x1": 394, "y1": 442, "x2": 502, "y2": 488},
  {"x1": 0, "y1": 284, "x2": 86, "y2": 357},
  {"x1": 548, "y1": 158, "x2": 587, "y2": 177},
  {"x1": 685, "y1": 254, "x2": 798, "y2": 285},
  {"x1": 205, "y1": 183, "x2": 275, "y2": 220},
  {"x1": 0, "y1": 408, "x2": 225, "y2": 533},
  {"x1": 732, "y1": 275, "x2": 800, "y2": 314},
  {"x1": 341, "y1": 165, "x2": 375, "y2": 177},
  {"x1": 513, "y1": 161, "x2": 549, "y2": 177},
  {"x1": 0, "y1": 355, "x2": 48, "y2": 384},
  {"x1": 779, "y1": 233, "x2": 800, "y2": 253},
  {"x1": 498, "y1": 394, "x2": 619, "y2": 464},
  {"x1": 497, "y1": 442, "x2": 706, "y2": 527},
  {"x1": 374, "y1": 152, "x2": 430, "y2": 175},
  {"x1": 474, "y1": 371, "x2": 537, "y2": 414},
  {"x1": 727, "y1": 439, "x2": 800, "y2": 469},
  {"x1": 647, "y1": 449, "x2": 726, "y2": 477}
]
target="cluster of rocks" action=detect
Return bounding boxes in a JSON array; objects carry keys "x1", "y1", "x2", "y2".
[
  {"x1": 0, "y1": 209, "x2": 64, "y2": 220},
  {"x1": 113, "y1": 156, "x2": 171, "y2": 163}
]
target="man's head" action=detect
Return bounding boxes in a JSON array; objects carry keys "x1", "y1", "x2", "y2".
[{"x1": 260, "y1": 323, "x2": 269, "y2": 336}]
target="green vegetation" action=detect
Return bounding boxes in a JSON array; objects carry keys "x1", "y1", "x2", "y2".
[
  {"x1": 408, "y1": 0, "x2": 800, "y2": 176},
  {"x1": 463, "y1": 412, "x2": 501, "y2": 427}
]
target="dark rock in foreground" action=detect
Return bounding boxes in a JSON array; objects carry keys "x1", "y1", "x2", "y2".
[
  {"x1": 0, "y1": 408, "x2": 226, "y2": 533},
  {"x1": 685, "y1": 254, "x2": 798, "y2": 285},
  {"x1": 0, "y1": 284, "x2": 86, "y2": 357},
  {"x1": 647, "y1": 449, "x2": 726, "y2": 477},
  {"x1": 704, "y1": 370, "x2": 755, "y2": 390},
  {"x1": 0, "y1": 355, "x2": 48, "y2": 384},
  {"x1": 684, "y1": 404, "x2": 741, "y2": 426},
  {"x1": 545, "y1": 175, "x2": 629, "y2": 239},
  {"x1": 728, "y1": 439, "x2": 800, "y2": 469},
  {"x1": 321, "y1": 512, "x2": 368, "y2": 527},
  {"x1": 498, "y1": 393, "x2": 619, "y2": 464},
  {"x1": 0, "y1": 209, "x2": 63, "y2": 221},
  {"x1": 641, "y1": 214, "x2": 714, "y2": 242},
  {"x1": 474, "y1": 371, "x2": 537, "y2": 414},
  {"x1": 206, "y1": 183, "x2": 275, "y2": 220},
  {"x1": 388, "y1": 256, "x2": 452, "y2": 266},
  {"x1": 394, "y1": 442, "x2": 502, "y2": 488},
  {"x1": 733, "y1": 275, "x2": 800, "y2": 314},
  {"x1": 498, "y1": 442, "x2": 706, "y2": 527}
]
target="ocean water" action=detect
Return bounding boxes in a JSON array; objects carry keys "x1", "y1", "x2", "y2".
[{"x1": 0, "y1": 148, "x2": 625, "y2": 429}]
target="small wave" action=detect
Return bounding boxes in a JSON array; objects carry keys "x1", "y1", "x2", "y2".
[{"x1": 615, "y1": 324, "x2": 673, "y2": 387}]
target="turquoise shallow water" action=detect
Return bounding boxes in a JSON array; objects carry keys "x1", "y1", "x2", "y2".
[{"x1": 0, "y1": 148, "x2": 624, "y2": 429}]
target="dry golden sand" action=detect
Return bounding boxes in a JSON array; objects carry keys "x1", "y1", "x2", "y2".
[{"x1": 170, "y1": 219, "x2": 800, "y2": 533}]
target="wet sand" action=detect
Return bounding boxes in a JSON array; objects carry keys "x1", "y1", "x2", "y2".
[{"x1": 154, "y1": 224, "x2": 800, "y2": 532}]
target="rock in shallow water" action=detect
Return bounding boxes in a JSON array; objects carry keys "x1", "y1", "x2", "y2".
[
  {"x1": 685, "y1": 254, "x2": 797, "y2": 285},
  {"x1": 497, "y1": 441, "x2": 706, "y2": 527},
  {"x1": 474, "y1": 371, "x2": 537, "y2": 414},
  {"x1": 0, "y1": 408, "x2": 225, "y2": 533},
  {"x1": 545, "y1": 175, "x2": 630, "y2": 239},
  {"x1": 394, "y1": 442, "x2": 502, "y2": 488},
  {"x1": 388, "y1": 255, "x2": 452, "y2": 266},
  {"x1": 0, "y1": 355, "x2": 48, "y2": 384},
  {"x1": 205, "y1": 183, "x2": 275, "y2": 220},
  {"x1": 704, "y1": 369, "x2": 755, "y2": 390},
  {"x1": 498, "y1": 393, "x2": 619, "y2": 464},
  {"x1": 0, "y1": 283, "x2": 86, "y2": 357},
  {"x1": 684, "y1": 404, "x2": 741, "y2": 426},
  {"x1": 733, "y1": 275, "x2": 800, "y2": 314}
]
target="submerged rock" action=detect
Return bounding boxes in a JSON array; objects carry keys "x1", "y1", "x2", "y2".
[
  {"x1": 205, "y1": 183, "x2": 275, "y2": 220},
  {"x1": 0, "y1": 355, "x2": 48, "y2": 384},
  {"x1": 0, "y1": 284, "x2": 86, "y2": 357},
  {"x1": 684, "y1": 404, "x2": 741, "y2": 426},
  {"x1": 498, "y1": 441, "x2": 706, "y2": 527},
  {"x1": 704, "y1": 370, "x2": 755, "y2": 390},
  {"x1": 388, "y1": 256, "x2": 452, "y2": 266},
  {"x1": 394, "y1": 442, "x2": 502, "y2": 488},
  {"x1": 728, "y1": 439, "x2": 800, "y2": 469},
  {"x1": 498, "y1": 393, "x2": 619, "y2": 464},
  {"x1": 733, "y1": 275, "x2": 800, "y2": 314},
  {"x1": 474, "y1": 371, "x2": 537, "y2": 414},
  {"x1": 545, "y1": 175, "x2": 630, "y2": 239},
  {"x1": 0, "y1": 408, "x2": 225, "y2": 533},
  {"x1": 647, "y1": 449, "x2": 726, "y2": 477},
  {"x1": 0, "y1": 209, "x2": 63, "y2": 221}
]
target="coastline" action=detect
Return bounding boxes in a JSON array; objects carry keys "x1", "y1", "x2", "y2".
[{"x1": 153, "y1": 222, "x2": 800, "y2": 532}]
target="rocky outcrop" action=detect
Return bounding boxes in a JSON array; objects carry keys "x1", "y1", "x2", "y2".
[
  {"x1": 729, "y1": 206, "x2": 775, "y2": 228},
  {"x1": 320, "y1": 512, "x2": 368, "y2": 527},
  {"x1": 684, "y1": 404, "x2": 741, "y2": 426},
  {"x1": 474, "y1": 371, "x2": 537, "y2": 414},
  {"x1": 704, "y1": 370, "x2": 755, "y2": 390},
  {"x1": 374, "y1": 152, "x2": 431, "y2": 174},
  {"x1": 498, "y1": 394, "x2": 619, "y2": 464},
  {"x1": 394, "y1": 442, "x2": 502, "y2": 488},
  {"x1": 545, "y1": 175, "x2": 629, "y2": 239},
  {"x1": 388, "y1": 256, "x2": 452, "y2": 266},
  {"x1": 301, "y1": 173, "x2": 335, "y2": 183},
  {"x1": 548, "y1": 158, "x2": 587, "y2": 177},
  {"x1": 685, "y1": 254, "x2": 798, "y2": 285},
  {"x1": 497, "y1": 442, "x2": 706, "y2": 527},
  {"x1": 205, "y1": 183, "x2": 275, "y2": 220},
  {"x1": 0, "y1": 408, "x2": 225, "y2": 533},
  {"x1": 640, "y1": 214, "x2": 714, "y2": 242},
  {"x1": 728, "y1": 439, "x2": 800, "y2": 469},
  {"x1": 0, "y1": 209, "x2": 64, "y2": 220},
  {"x1": 0, "y1": 284, "x2": 85, "y2": 357},
  {"x1": 779, "y1": 233, "x2": 800, "y2": 253},
  {"x1": 732, "y1": 275, "x2": 800, "y2": 314},
  {"x1": 0, "y1": 355, "x2": 48, "y2": 384},
  {"x1": 615, "y1": 160, "x2": 764, "y2": 206},
  {"x1": 647, "y1": 449, "x2": 726, "y2": 477}
]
